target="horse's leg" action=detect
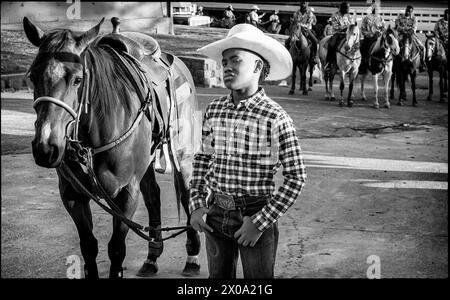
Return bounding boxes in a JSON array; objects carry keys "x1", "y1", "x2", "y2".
[
  {"x1": 360, "y1": 73, "x2": 367, "y2": 102},
  {"x1": 427, "y1": 69, "x2": 434, "y2": 101},
  {"x1": 397, "y1": 73, "x2": 405, "y2": 106},
  {"x1": 411, "y1": 71, "x2": 418, "y2": 106},
  {"x1": 330, "y1": 70, "x2": 336, "y2": 101},
  {"x1": 373, "y1": 73, "x2": 379, "y2": 108},
  {"x1": 324, "y1": 68, "x2": 330, "y2": 100},
  {"x1": 339, "y1": 71, "x2": 345, "y2": 106},
  {"x1": 107, "y1": 181, "x2": 139, "y2": 278},
  {"x1": 58, "y1": 174, "x2": 99, "y2": 279},
  {"x1": 347, "y1": 70, "x2": 355, "y2": 107},
  {"x1": 384, "y1": 70, "x2": 392, "y2": 108},
  {"x1": 308, "y1": 61, "x2": 314, "y2": 90},
  {"x1": 390, "y1": 68, "x2": 396, "y2": 100},
  {"x1": 439, "y1": 69, "x2": 445, "y2": 102},
  {"x1": 302, "y1": 63, "x2": 308, "y2": 95},
  {"x1": 173, "y1": 163, "x2": 201, "y2": 276},
  {"x1": 137, "y1": 164, "x2": 163, "y2": 277},
  {"x1": 289, "y1": 63, "x2": 296, "y2": 95}
]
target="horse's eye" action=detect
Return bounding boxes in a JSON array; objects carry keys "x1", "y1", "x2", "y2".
[{"x1": 73, "y1": 77, "x2": 82, "y2": 86}]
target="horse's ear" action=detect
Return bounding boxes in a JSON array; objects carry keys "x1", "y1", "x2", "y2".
[
  {"x1": 23, "y1": 17, "x2": 45, "y2": 47},
  {"x1": 76, "y1": 17, "x2": 105, "y2": 51}
]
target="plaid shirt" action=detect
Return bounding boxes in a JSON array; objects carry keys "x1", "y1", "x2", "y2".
[
  {"x1": 434, "y1": 18, "x2": 448, "y2": 45},
  {"x1": 395, "y1": 14, "x2": 417, "y2": 34},
  {"x1": 361, "y1": 14, "x2": 386, "y2": 38},
  {"x1": 330, "y1": 12, "x2": 354, "y2": 33},
  {"x1": 293, "y1": 8, "x2": 315, "y2": 30},
  {"x1": 189, "y1": 88, "x2": 307, "y2": 231}
]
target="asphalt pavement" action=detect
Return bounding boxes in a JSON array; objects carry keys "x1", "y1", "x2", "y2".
[{"x1": 1, "y1": 81, "x2": 448, "y2": 278}]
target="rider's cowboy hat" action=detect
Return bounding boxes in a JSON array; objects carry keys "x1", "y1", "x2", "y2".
[
  {"x1": 197, "y1": 24, "x2": 292, "y2": 81},
  {"x1": 251, "y1": 5, "x2": 260, "y2": 10},
  {"x1": 227, "y1": 4, "x2": 233, "y2": 10}
]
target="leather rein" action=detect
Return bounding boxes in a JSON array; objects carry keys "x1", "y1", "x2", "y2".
[{"x1": 32, "y1": 47, "x2": 190, "y2": 243}]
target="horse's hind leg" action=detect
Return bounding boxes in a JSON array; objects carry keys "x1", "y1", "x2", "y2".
[
  {"x1": 59, "y1": 178, "x2": 99, "y2": 279},
  {"x1": 411, "y1": 72, "x2": 418, "y2": 106},
  {"x1": 173, "y1": 162, "x2": 201, "y2": 277},
  {"x1": 360, "y1": 73, "x2": 367, "y2": 102},
  {"x1": 308, "y1": 61, "x2": 314, "y2": 91},
  {"x1": 439, "y1": 70, "x2": 446, "y2": 102},
  {"x1": 427, "y1": 70, "x2": 434, "y2": 101},
  {"x1": 108, "y1": 180, "x2": 139, "y2": 278},
  {"x1": 339, "y1": 72, "x2": 345, "y2": 106},
  {"x1": 302, "y1": 64, "x2": 308, "y2": 95},
  {"x1": 137, "y1": 164, "x2": 163, "y2": 277},
  {"x1": 289, "y1": 64, "x2": 297, "y2": 95}
]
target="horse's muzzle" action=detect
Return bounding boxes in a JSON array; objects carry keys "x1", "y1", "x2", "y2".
[{"x1": 32, "y1": 138, "x2": 63, "y2": 168}]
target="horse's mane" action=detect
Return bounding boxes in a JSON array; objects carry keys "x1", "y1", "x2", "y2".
[
  {"x1": 82, "y1": 45, "x2": 146, "y2": 122},
  {"x1": 426, "y1": 34, "x2": 446, "y2": 58}
]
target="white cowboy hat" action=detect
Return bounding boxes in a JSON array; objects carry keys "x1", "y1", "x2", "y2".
[
  {"x1": 227, "y1": 4, "x2": 233, "y2": 10},
  {"x1": 197, "y1": 24, "x2": 292, "y2": 81},
  {"x1": 251, "y1": 5, "x2": 260, "y2": 11}
]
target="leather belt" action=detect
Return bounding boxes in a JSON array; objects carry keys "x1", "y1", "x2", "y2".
[{"x1": 213, "y1": 192, "x2": 270, "y2": 210}]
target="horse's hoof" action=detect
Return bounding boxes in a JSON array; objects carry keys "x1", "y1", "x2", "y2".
[
  {"x1": 361, "y1": 97, "x2": 367, "y2": 102},
  {"x1": 412, "y1": 102, "x2": 418, "y2": 107},
  {"x1": 384, "y1": 103, "x2": 390, "y2": 109},
  {"x1": 397, "y1": 101, "x2": 404, "y2": 106},
  {"x1": 136, "y1": 261, "x2": 158, "y2": 277},
  {"x1": 308, "y1": 87, "x2": 312, "y2": 91},
  {"x1": 372, "y1": 103, "x2": 379, "y2": 109},
  {"x1": 325, "y1": 96, "x2": 330, "y2": 101},
  {"x1": 330, "y1": 97, "x2": 336, "y2": 101},
  {"x1": 339, "y1": 101, "x2": 344, "y2": 107},
  {"x1": 347, "y1": 101, "x2": 354, "y2": 107},
  {"x1": 289, "y1": 90, "x2": 294, "y2": 95},
  {"x1": 109, "y1": 267, "x2": 124, "y2": 279},
  {"x1": 427, "y1": 96, "x2": 432, "y2": 101},
  {"x1": 181, "y1": 262, "x2": 201, "y2": 277},
  {"x1": 303, "y1": 91, "x2": 308, "y2": 95}
]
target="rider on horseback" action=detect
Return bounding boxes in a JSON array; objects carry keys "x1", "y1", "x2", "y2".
[
  {"x1": 222, "y1": 4, "x2": 236, "y2": 29},
  {"x1": 395, "y1": 5, "x2": 427, "y2": 71},
  {"x1": 324, "y1": 2, "x2": 356, "y2": 71},
  {"x1": 360, "y1": 1, "x2": 386, "y2": 73},
  {"x1": 434, "y1": 9, "x2": 448, "y2": 55},
  {"x1": 285, "y1": 2, "x2": 319, "y2": 63}
]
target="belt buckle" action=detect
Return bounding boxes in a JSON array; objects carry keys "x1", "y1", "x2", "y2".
[{"x1": 215, "y1": 193, "x2": 236, "y2": 210}]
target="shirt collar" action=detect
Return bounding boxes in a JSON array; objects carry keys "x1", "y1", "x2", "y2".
[{"x1": 224, "y1": 87, "x2": 266, "y2": 110}]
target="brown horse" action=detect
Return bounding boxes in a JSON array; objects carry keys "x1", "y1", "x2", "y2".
[
  {"x1": 425, "y1": 33, "x2": 448, "y2": 102},
  {"x1": 394, "y1": 32, "x2": 421, "y2": 106},
  {"x1": 288, "y1": 23, "x2": 311, "y2": 95},
  {"x1": 24, "y1": 17, "x2": 201, "y2": 278}
]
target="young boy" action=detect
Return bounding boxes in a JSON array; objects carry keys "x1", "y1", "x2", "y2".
[{"x1": 189, "y1": 24, "x2": 307, "y2": 278}]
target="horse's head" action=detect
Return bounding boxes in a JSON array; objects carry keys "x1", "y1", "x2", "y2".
[
  {"x1": 24, "y1": 17, "x2": 104, "y2": 168},
  {"x1": 290, "y1": 23, "x2": 306, "y2": 49},
  {"x1": 400, "y1": 31, "x2": 413, "y2": 61},
  {"x1": 384, "y1": 26, "x2": 400, "y2": 56},
  {"x1": 344, "y1": 23, "x2": 360, "y2": 52},
  {"x1": 425, "y1": 34, "x2": 437, "y2": 61}
]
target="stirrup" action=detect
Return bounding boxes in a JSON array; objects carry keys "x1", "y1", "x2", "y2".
[{"x1": 154, "y1": 141, "x2": 172, "y2": 174}]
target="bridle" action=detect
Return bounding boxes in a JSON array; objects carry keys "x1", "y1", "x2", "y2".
[
  {"x1": 337, "y1": 27, "x2": 361, "y2": 62},
  {"x1": 31, "y1": 47, "x2": 190, "y2": 242},
  {"x1": 370, "y1": 32, "x2": 396, "y2": 67}
]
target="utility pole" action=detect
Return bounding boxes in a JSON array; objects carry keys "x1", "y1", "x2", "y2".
[{"x1": 167, "y1": 2, "x2": 174, "y2": 35}]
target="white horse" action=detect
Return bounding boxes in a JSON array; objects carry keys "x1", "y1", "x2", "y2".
[
  {"x1": 319, "y1": 24, "x2": 361, "y2": 106},
  {"x1": 360, "y1": 27, "x2": 400, "y2": 108}
]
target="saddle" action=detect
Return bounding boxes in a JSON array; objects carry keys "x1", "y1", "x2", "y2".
[{"x1": 95, "y1": 31, "x2": 179, "y2": 174}]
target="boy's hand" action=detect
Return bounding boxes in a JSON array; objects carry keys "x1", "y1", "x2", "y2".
[
  {"x1": 190, "y1": 207, "x2": 213, "y2": 233},
  {"x1": 234, "y1": 216, "x2": 263, "y2": 247}
]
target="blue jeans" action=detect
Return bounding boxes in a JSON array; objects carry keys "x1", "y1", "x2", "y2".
[{"x1": 204, "y1": 196, "x2": 279, "y2": 278}]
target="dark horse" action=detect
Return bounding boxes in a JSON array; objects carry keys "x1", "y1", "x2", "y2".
[
  {"x1": 24, "y1": 17, "x2": 201, "y2": 278},
  {"x1": 425, "y1": 33, "x2": 448, "y2": 102},
  {"x1": 391, "y1": 31, "x2": 421, "y2": 106},
  {"x1": 288, "y1": 22, "x2": 311, "y2": 95}
]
